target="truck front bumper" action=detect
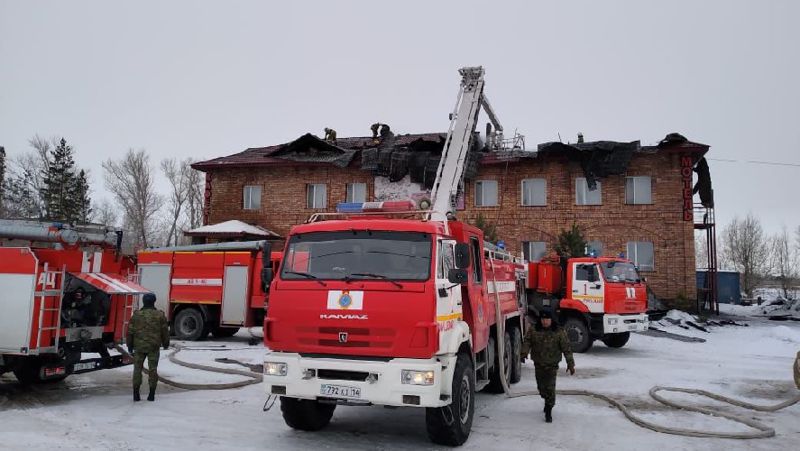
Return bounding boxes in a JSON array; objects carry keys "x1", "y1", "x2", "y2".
[
  {"x1": 603, "y1": 313, "x2": 649, "y2": 334},
  {"x1": 263, "y1": 352, "x2": 455, "y2": 408}
]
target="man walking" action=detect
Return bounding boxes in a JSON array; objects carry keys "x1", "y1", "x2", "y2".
[
  {"x1": 127, "y1": 293, "x2": 169, "y2": 402},
  {"x1": 794, "y1": 350, "x2": 799, "y2": 390},
  {"x1": 521, "y1": 311, "x2": 575, "y2": 423}
]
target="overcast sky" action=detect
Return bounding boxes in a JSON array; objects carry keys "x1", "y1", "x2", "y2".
[{"x1": 1, "y1": 1, "x2": 798, "y2": 235}]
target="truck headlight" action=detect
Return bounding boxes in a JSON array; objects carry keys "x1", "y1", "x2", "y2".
[
  {"x1": 264, "y1": 362, "x2": 288, "y2": 376},
  {"x1": 608, "y1": 318, "x2": 618, "y2": 325},
  {"x1": 401, "y1": 370, "x2": 434, "y2": 386}
]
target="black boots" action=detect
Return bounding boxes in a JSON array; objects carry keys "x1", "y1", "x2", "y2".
[
  {"x1": 133, "y1": 388, "x2": 141, "y2": 402},
  {"x1": 147, "y1": 388, "x2": 156, "y2": 402},
  {"x1": 544, "y1": 405, "x2": 553, "y2": 423}
]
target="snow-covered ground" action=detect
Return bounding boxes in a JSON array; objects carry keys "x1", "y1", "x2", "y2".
[{"x1": 1, "y1": 318, "x2": 798, "y2": 451}]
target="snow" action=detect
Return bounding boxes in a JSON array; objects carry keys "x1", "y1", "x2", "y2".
[
  {"x1": 185, "y1": 220, "x2": 278, "y2": 237},
  {"x1": 1, "y1": 321, "x2": 799, "y2": 451}
]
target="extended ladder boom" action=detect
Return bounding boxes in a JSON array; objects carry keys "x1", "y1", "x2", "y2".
[{"x1": 429, "y1": 66, "x2": 503, "y2": 223}]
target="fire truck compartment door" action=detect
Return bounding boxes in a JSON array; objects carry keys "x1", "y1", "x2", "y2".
[
  {"x1": 138, "y1": 264, "x2": 171, "y2": 312},
  {"x1": 0, "y1": 273, "x2": 36, "y2": 353},
  {"x1": 221, "y1": 265, "x2": 248, "y2": 326}
]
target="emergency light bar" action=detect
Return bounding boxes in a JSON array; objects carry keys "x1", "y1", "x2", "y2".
[{"x1": 336, "y1": 201, "x2": 416, "y2": 213}]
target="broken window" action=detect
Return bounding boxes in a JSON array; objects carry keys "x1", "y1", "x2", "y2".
[
  {"x1": 522, "y1": 241, "x2": 547, "y2": 262},
  {"x1": 576, "y1": 178, "x2": 602, "y2": 205},
  {"x1": 475, "y1": 180, "x2": 498, "y2": 207},
  {"x1": 625, "y1": 176, "x2": 652, "y2": 205},
  {"x1": 626, "y1": 241, "x2": 654, "y2": 271},
  {"x1": 243, "y1": 185, "x2": 261, "y2": 210},
  {"x1": 521, "y1": 178, "x2": 546, "y2": 206},
  {"x1": 346, "y1": 183, "x2": 367, "y2": 203},
  {"x1": 307, "y1": 184, "x2": 327, "y2": 209}
]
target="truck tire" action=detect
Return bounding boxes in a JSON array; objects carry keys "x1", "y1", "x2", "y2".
[
  {"x1": 13, "y1": 358, "x2": 68, "y2": 385},
  {"x1": 486, "y1": 331, "x2": 512, "y2": 393},
  {"x1": 211, "y1": 326, "x2": 240, "y2": 338},
  {"x1": 602, "y1": 332, "x2": 630, "y2": 348},
  {"x1": 280, "y1": 397, "x2": 336, "y2": 431},
  {"x1": 564, "y1": 318, "x2": 593, "y2": 353},
  {"x1": 425, "y1": 352, "x2": 474, "y2": 446},
  {"x1": 509, "y1": 326, "x2": 522, "y2": 384},
  {"x1": 174, "y1": 308, "x2": 208, "y2": 341}
]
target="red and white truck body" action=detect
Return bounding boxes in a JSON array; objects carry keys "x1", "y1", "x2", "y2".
[
  {"x1": 138, "y1": 242, "x2": 280, "y2": 340},
  {"x1": 0, "y1": 244, "x2": 146, "y2": 383},
  {"x1": 526, "y1": 255, "x2": 649, "y2": 352}
]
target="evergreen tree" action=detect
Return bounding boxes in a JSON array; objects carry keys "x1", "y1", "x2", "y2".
[
  {"x1": 473, "y1": 212, "x2": 498, "y2": 242},
  {"x1": 39, "y1": 138, "x2": 91, "y2": 223},
  {"x1": 555, "y1": 223, "x2": 587, "y2": 258},
  {"x1": 71, "y1": 169, "x2": 92, "y2": 222}
]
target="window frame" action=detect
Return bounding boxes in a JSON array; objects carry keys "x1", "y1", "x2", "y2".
[
  {"x1": 520, "y1": 178, "x2": 547, "y2": 206},
  {"x1": 242, "y1": 185, "x2": 262, "y2": 210},
  {"x1": 625, "y1": 176, "x2": 653, "y2": 205},
  {"x1": 307, "y1": 183, "x2": 327, "y2": 209},
  {"x1": 475, "y1": 180, "x2": 499, "y2": 207},
  {"x1": 626, "y1": 241, "x2": 655, "y2": 272},
  {"x1": 587, "y1": 240, "x2": 604, "y2": 257},
  {"x1": 575, "y1": 178, "x2": 602, "y2": 206},
  {"x1": 522, "y1": 241, "x2": 547, "y2": 262},
  {"x1": 346, "y1": 182, "x2": 367, "y2": 203}
]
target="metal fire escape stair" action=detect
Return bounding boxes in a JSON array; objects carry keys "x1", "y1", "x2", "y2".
[{"x1": 694, "y1": 204, "x2": 718, "y2": 314}]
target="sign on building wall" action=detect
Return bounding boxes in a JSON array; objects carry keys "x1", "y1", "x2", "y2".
[
  {"x1": 681, "y1": 155, "x2": 693, "y2": 221},
  {"x1": 373, "y1": 175, "x2": 464, "y2": 209}
]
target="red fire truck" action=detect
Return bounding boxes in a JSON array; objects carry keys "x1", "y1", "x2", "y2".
[
  {"x1": 0, "y1": 220, "x2": 147, "y2": 384},
  {"x1": 526, "y1": 255, "x2": 649, "y2": 352},
  {"x1": 262, "y1": 67, "x2": 528, "y2": 446},
  {"x1": 137, "y1": 241, "x2": 281, "y2": 340}
]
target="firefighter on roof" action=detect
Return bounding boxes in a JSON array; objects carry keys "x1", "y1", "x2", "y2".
[
  {"x1": 127, "y1": 293, "x2": 169, "y2": 402},
  {"x1": 521, "y1": 310, "x2": 575, "y2": 423}
]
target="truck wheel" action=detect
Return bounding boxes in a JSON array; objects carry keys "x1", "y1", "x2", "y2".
[
  {"x1": 602, "y1": 332, "x2": 630, "y2": 348},
  {"x1": 211, "y1": 326, "x2": 240, "y2": 338},
  {"x1": 426, "y1": 352, "x2": 474, "y2": 446},
  {"x1": 564, "y1": 318, "x2": 593, "y2": 353},
  {"x1": 280, "y1": 397, "x2": 336, "y2": 431},
  {"x1": 509, "y1": 326, "x2": 522, "y2": 384},
  {"x1": 174, "y1": 308, "x2": 208, "y2": 341},
  {"x1": 486, "y1": 331, "x2": 512, "y2": 393},
  {"x1": 13, "y1": 358, "x2": 68, "y2": 385}
]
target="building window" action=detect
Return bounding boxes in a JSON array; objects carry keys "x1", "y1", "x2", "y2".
[
  {"x1": 307, "y1": 184, "x2": 327, "y2": 209},
  {"x1": 242, "y1": 185, "x2": 261, "y2": 210},
  {"x1": 522, "y1": 241, "x2": 547, "y2": 262},
  {"x1": 625, "y1": 176, "x2": 652, "y2": 204},
  {"x1": 521, "y1": 178, "x2": 547, "y2": 206},
  {"x1": 346, "y1": 182, "x2": 367, "y2": 203},
  {"x1": 576, "y1": 178, "x2": 602, "y2": 205},
  {"x1": 587, "y1": 240, "x2": 603, "y2": 257},
  {"x1": 626, "y1": 241, "x2": 654, "y2": 271},
  {"x1": 475, "y1": 180, "x2": 498, "y2": 207}
]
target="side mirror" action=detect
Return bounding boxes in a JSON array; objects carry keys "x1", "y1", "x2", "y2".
[
  {"x1": 447, "y1": 268, "x2": 468, "y2": 285},
  {"x1": 454, "y1": 243, "x2": 470, "y2": 269},
  {"x1": 261, "y1": 268, "x2": 274, "y2": 292}
]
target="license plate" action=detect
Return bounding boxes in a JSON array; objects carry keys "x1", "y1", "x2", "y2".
[
  {"x1": 320, "y1": 384, "x2": 361, "y2": 399},
  {"x1": 73, "y1": 362, "x2": 96, "y2": 372}
]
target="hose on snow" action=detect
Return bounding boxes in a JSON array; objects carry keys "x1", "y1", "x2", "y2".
[{"x1": 487, "y1": 259, "x2": 800, "y2": 440}]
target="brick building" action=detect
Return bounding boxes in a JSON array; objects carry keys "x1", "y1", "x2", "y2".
[{"x1": 193, "y1": 132, "x2": 710, "y2": 305}]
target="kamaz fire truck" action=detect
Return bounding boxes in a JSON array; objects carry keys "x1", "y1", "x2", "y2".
[
  {"x1": 262, "y1": 67, "x2": 528, "y2": 446},
  {"x1": 0, "y1": 220, "x2": 148, "y2": 384}
]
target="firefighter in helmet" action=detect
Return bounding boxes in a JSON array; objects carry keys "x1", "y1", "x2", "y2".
[
  {"x1": 127, "y1": 293, "x2": 169, "y2": 402},
  {"x1": 521, "y1": 310, "x2": 575, "y2": 423}
]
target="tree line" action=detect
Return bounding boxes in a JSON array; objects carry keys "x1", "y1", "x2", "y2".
[
  {"x1": 697, "y1": 214, "x2": 800, "y2": 299},
  {"x1": 0, "y1": 135, "x2": 204, "y2": 250}
]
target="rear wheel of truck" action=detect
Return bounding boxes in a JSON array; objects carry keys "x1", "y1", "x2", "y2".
[
  {"x1": 280, "y1": 397, "x2": 336, "y2": 431},
  {"x1": 211, "y1": 326, "x2": 240, "y2": 338},
  {"x1": 509, "y1": 326, "x2": 523, "y2": 384},
  {"x1": 564, "y1": 318, "x2": 593, "y2": 353},
  {"x1": 602, "y1": 332, "x2": 630, "y2": 348},
  {"x1": 426, "y1": 352, "x2": 474, "y2": 446},
  {"x1": 174, "y1": 308, "x2": 208, "y2": 341},
  {"x1": 486, "y1": 330, "x2": 512, "y2": 393},
  {"x1": 13, "y1": 358, "x2": 68, "y2": 385}
]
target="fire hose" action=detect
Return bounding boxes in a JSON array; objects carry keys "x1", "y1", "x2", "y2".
[
  {"x1": 115, "y1": 343, "x2": 262, "y2": 390},
  {"x1": 488, "y1": 259, "x2": 800, "y2": 439}
]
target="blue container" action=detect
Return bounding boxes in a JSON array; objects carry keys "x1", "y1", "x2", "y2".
[{"x1": 696, "y1": 271, "x2": 741, "y2": 304}]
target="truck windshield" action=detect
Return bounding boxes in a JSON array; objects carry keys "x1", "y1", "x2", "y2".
[
  {"x1": 601, "y1": 261, "x2": 641, "y2": 283},
  {"x1": 281, "y1": 230, "x2": 432, "y2": 281}
]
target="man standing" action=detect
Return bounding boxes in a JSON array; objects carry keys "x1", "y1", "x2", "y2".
[
  {"x1": 521, "y1": 311, "x2": 575, "y2": 423},
  {"x1": 127, "y1": 293, "x2": 169, "y2": 402},
  {"x1": 794, "y1": 350, "x2": 799, "y2": 390}
]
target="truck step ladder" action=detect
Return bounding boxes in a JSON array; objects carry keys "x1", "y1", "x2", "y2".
[
  {"x1": 121, "y1": 274, "x2": 140, "y2": 341},
  {"x1": 34, "y1": 263, "x2": 66, "y2": 354}
]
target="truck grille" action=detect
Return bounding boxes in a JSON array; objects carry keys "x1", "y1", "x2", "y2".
[
  {"x1": 297, "y1": 326, "x2": 396, "y2": 349},
  {"x1": 317, "y1": 369, "x2": 372, "y2": 382}
]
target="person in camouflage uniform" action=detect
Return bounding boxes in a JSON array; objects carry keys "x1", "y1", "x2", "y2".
[
  {"x1": 794, "y1": 351, "x2": 799, "y2": 390},
  {"x1": 126, "y1": 293, "x2": 169, "y2": 402},
  {"x1": 521, "y1": 310, "x2": 575, "y2": 423}
]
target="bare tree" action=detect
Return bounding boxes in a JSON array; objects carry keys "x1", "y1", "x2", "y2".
[
  {"x1": 185, "y1": 161, "x2": 205, "y2": 230},
  {"x1": 721, "y1": 213, "x2": 770, "y2": 298},
  {"x1": 93, "y1": 198, "x2": 119, "y2": 228},
  {"x1": 160, "y1": 158, "x2": 190, "y2": 246},
  {"x1": 771, "y1": 226, "x2": 799, "y2": 299},
  {"x1": 102, "y1": 149, "x2": 163, "y2": 249}
]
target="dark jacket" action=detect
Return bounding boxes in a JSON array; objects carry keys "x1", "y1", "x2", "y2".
[{"x1": 521, "y1": 322, "x2": 575, "y2": 368}]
